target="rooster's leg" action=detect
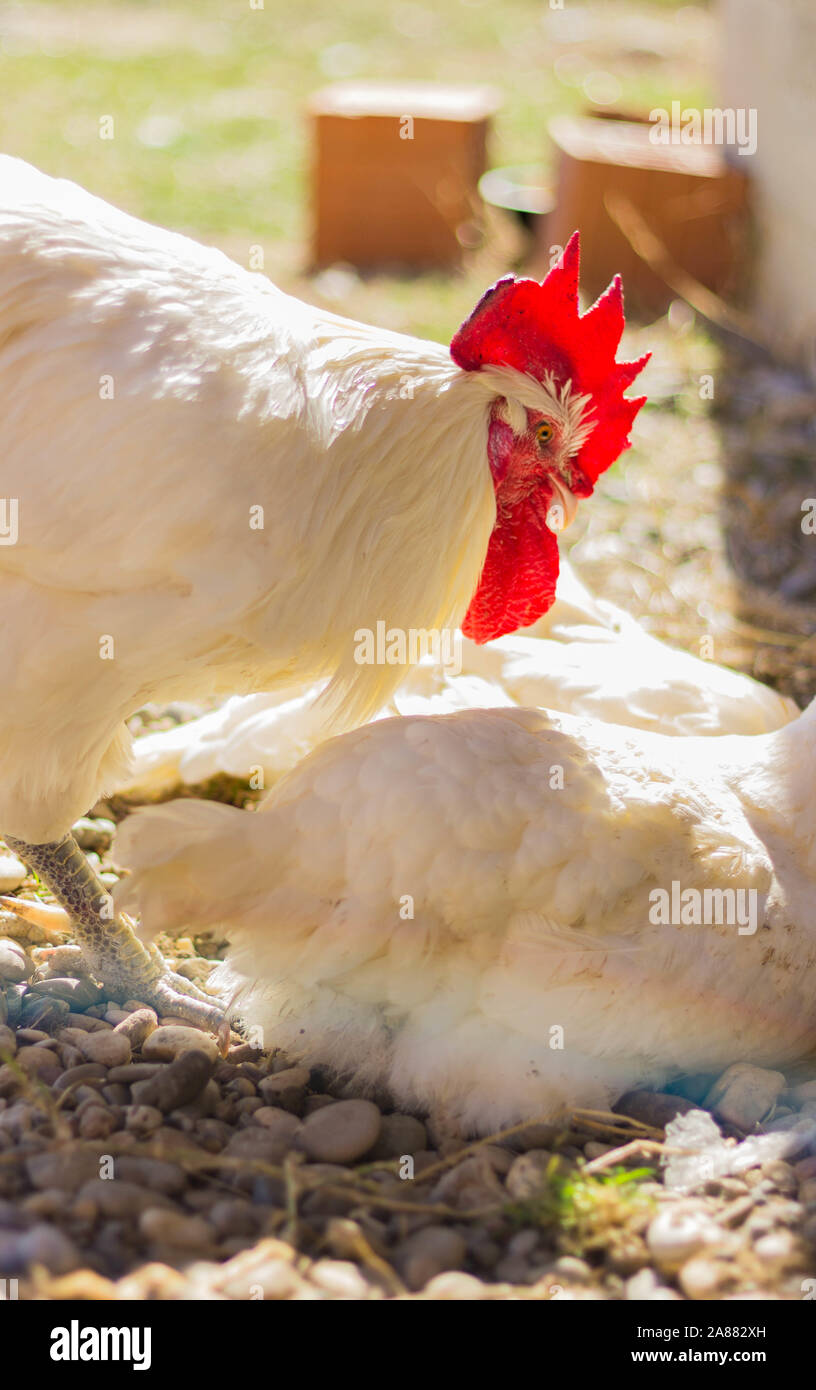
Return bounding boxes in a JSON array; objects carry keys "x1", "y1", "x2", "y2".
[{"x1": 3, "y1": 832, "x2": 228, "y2": 1043}]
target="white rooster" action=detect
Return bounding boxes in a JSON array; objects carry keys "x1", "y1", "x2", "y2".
[
  {"x1": 0, "y1": 156, "x2": 646, "y2": 1027},
  {"x1": 118, "y1": 555, "x2": 797, "y2": 798},
  {"x1": 116, "y1": 696, "x2": 816, "y2": 1136}
]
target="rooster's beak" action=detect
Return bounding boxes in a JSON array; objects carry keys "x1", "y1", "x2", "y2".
[{"x1": 545, "y1": 477, "x2": 579, "y2": 534}]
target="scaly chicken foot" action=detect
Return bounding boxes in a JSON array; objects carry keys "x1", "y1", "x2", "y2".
[{"x1": 4, "y1": 832, "x2": 228, "y2": 1043}]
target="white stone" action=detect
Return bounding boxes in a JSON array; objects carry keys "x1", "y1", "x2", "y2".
[
  {"x1": 0, "y1": 852, "x2": 26, "y2": 892},
  {"x1": 141, "y1": 1025, "x2": 219, "y2": 1063},
  {"x1": 0, "y1": 937, "x2": 31, "y2": 982},
  {"x1": 77, "y1": 1029, "x2": 132, "y2": 1067},
  {"x1": 703, "y1": 1063, "x2": 786, "y2": 1130},
  {"x1": 647, "y1": 1206, "x2": 722, "y2": 1273}
]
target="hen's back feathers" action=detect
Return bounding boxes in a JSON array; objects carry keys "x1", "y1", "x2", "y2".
[
  {"x1": 117, "y1": 699, "x2": 816, "y2": 1134},
  {"x1": 119, "y1": 555, "x2": 798, "y2": 798}
]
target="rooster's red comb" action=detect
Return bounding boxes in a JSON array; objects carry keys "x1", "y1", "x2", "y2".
[{"x1": 450, "y1": 232, "x2": 649, "y2": 484}]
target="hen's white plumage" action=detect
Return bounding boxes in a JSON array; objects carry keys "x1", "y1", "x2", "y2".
[
  {"x1": 0, "y1": 155, "x2": 521, "y2": 842},
  {"x1": 119, "y1": 555, "x2": 797, "y2": 796},
  {"x1": 117, "y1": 695, "x2": 816, "y2": 1136}
]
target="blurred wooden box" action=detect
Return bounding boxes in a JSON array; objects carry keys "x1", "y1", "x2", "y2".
[
  {"x1": 544, "y1": 114, "x2": 751, "y2": 314},
  {"x1": 309, "y1": 82, "x2": 500, "y2": 269}
]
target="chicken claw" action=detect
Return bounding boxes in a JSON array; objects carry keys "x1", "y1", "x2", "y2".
[{"x1": 2, "y1": 832, "x2": 228, "y2": 1045}]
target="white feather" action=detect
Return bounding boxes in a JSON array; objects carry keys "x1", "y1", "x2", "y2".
[
  {"x1": 119, "y1": 555, "x2": 798, "y2": 796},
  {"x1": 117, "y1": 698, "x2": 816, "y2": 1136}
]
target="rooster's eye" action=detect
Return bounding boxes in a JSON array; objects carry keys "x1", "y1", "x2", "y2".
[{"x1": 536, "y1": 421, "x2": 554, "y2": 447}]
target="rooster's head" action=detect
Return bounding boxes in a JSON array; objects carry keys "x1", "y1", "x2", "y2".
[{"x1": 450, "y1": 232, "x2": 648, "y2": 643}]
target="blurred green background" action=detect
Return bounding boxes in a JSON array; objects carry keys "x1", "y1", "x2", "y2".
[{"x1": 0, "y1": 0, "x2": 710, "y2": 338}]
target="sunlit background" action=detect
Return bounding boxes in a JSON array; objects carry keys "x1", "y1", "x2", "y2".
[{"x1": 2, "y1": 0, "x2": 814, "y2": 702}]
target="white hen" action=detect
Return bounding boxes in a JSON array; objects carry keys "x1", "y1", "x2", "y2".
[
  {"x1": 117, "y1": 695, "x2": 816, "y2": 1136},
  {"x1": 119, "y1": 555, "x2": 797, "y2": 797}
]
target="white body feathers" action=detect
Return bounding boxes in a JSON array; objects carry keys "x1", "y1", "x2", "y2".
[
  {"x1": 0, "y1": 156, "x2": 529, "y2": 840},
  {"x1": 119, "y1": 555, "x2": 797, "y2": 797},
  {"x1": 118, "y1": 697, "x2": 816, "y2": 1136}
]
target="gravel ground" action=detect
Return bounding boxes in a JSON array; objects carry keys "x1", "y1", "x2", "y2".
[{"x1": 1, "y1": 860, "x2": 816, "y2": 1303}]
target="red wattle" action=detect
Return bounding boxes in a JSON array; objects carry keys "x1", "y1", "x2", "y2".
[{"x1": 462, "y1": 506, "x2": 560, "y2": 643}]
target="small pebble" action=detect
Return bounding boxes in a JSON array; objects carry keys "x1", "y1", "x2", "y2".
[
  {"x1": 226, "y1": 1119, "x2": 301, "y2": 1162},
  {"x1": 130, "y1": 1049, "x2": 213, "y2": 1113},
  {"x1": 113, "y1": 1008, "x2": 158, "y2": 1048},
  {"x1": 678, "y1": 1256, "x2": 738, "y2": 1300},
  {"x1": 788, "y1": 1079, "x2": 816, "y2": 1106},
  {"x1": 63, "y1": 1013, "x2": 111, "y2": 1033},
  {"x1": 0, "y1": 1224, "x2": 79, "y2": 1275},
  {"x1": 297, "y1": 1099, "x2": 381, "y2": 1163},
  {"x1": 20, "y1": 995, "x2": 69, "y2": 1031},
  {"x1": 703, "y1": 1063, "x2": 786, "y2": 1129},
  {"x1": 104, "y1": 1005, "x2": 131, "y2": 1025},
  {"x1": 479, "y1": 1145, "x2": 514, "y2": 1177},
  {"x1": 78, "y1": 1179, "x2": 176, "y2": 1218},
  {"x1": 142, "y1": 1026, "x2": 219, "y2": 1064},
  {"x1": 27, "y1": 1150, "x2": 103, "y2": 1190},
  {"x1": 309, "y1": 1259, "x2": 371, "y2": 1299},
  {"x1": 367, "y1": 1113, "x2": 428, "y2": 1160},
  {"x1": 395, "y1": 1226, "x2": 467, "y2": 1292},
  {"x1": 431, "y1": 1155, "x2": 505, "y2": 1209},
  {"x1": 753, "y1": 1229, "x2": 802, "y2": 1267},
  {"x1": 28, "y1": 977, "x2": 104, "y2": 1009},
  {"x1": 257, "y1": 1066, "x2": 311, "y2": 1112},
  {"x1": 626, "y1": 1268, "x2": 682, "y2": 1301},
  {"x1": 139, "y1": 1208, "x2": 212, "y2": 1250},
  {"x1": 760, "y1": 1159, "x2": 798, "y2": 1195},
  {"x1": 77, "y1": 1106, "x2": 117, "y2": 1139},
  {"x1": 108, "y1": 1063, "x2": 164, "y2": 1083},
  {"x1": 584, "y1": 1141, "x2": 617, "y2": 1159},
  {"x1": 209, "y1": 1200, "x2": 258, "y2": 1238},
  {"x1": 550, "y1": 1255, "x2": 592, "y2": 1283},
  {"x1": 71, "y1": 817, "x2": 116, "y2": 852},
  {"x1": 174, "y1": 958, "x2": 215, "y2": 983},
  {"x1": 76, "y1": 1030, "x2": 132, "y2": 1068},
  {"x1": 794, "y1": 1154, "x2": 816, "y2": 1182},
  {"x1": 616, "y1": 1090, "x2": 696, "y2": 1129},
  {"x1": 718, "y1": 1195, "x2": 756, "y2": 1229},
  {"x1": 114, "y1": 1155, "x2": 187, "y2": 1196},
  {"x1": 0, "y1": 853, "x2": 26, "y2": 892},
  {"x1": 15, "y1": 1046, "x2": 63, "y2": 1082},
  {"x1": 763, "y1": 1114, "x2": 804, "y2": 1134},
  {"x1": 223, "y1": 1255, "x2": 302, "y2": 1300},
  {"x1": 17, "y1": 1026, "x2": 52, "y2": 1047},
  {"x1": 36, "y1": 946, "x2": 85, "y2": 973},
  {"x1": 646, "y1": 1207, "x2": 722, "y2": 1273},
  {"x1": 505, "y1": 1150, "x2": 554, "y2": 1201},
  {"x1": 0, "y1": 939, "x2": 32, "y2": 983},
  {"x1": 422, "y1": 1271, "x2": 489, "y2": 1300},
  {"x1": 125, "y1": 1105, "x2": 164, "y2": 1135}
]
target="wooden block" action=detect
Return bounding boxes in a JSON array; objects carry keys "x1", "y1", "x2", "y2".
[
  {"x1": 309, "y1": 82, "x2": 500, "y2": 269},
  {"x1": 543, "y1": 115, "x2": 750, "y2": 314}
]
